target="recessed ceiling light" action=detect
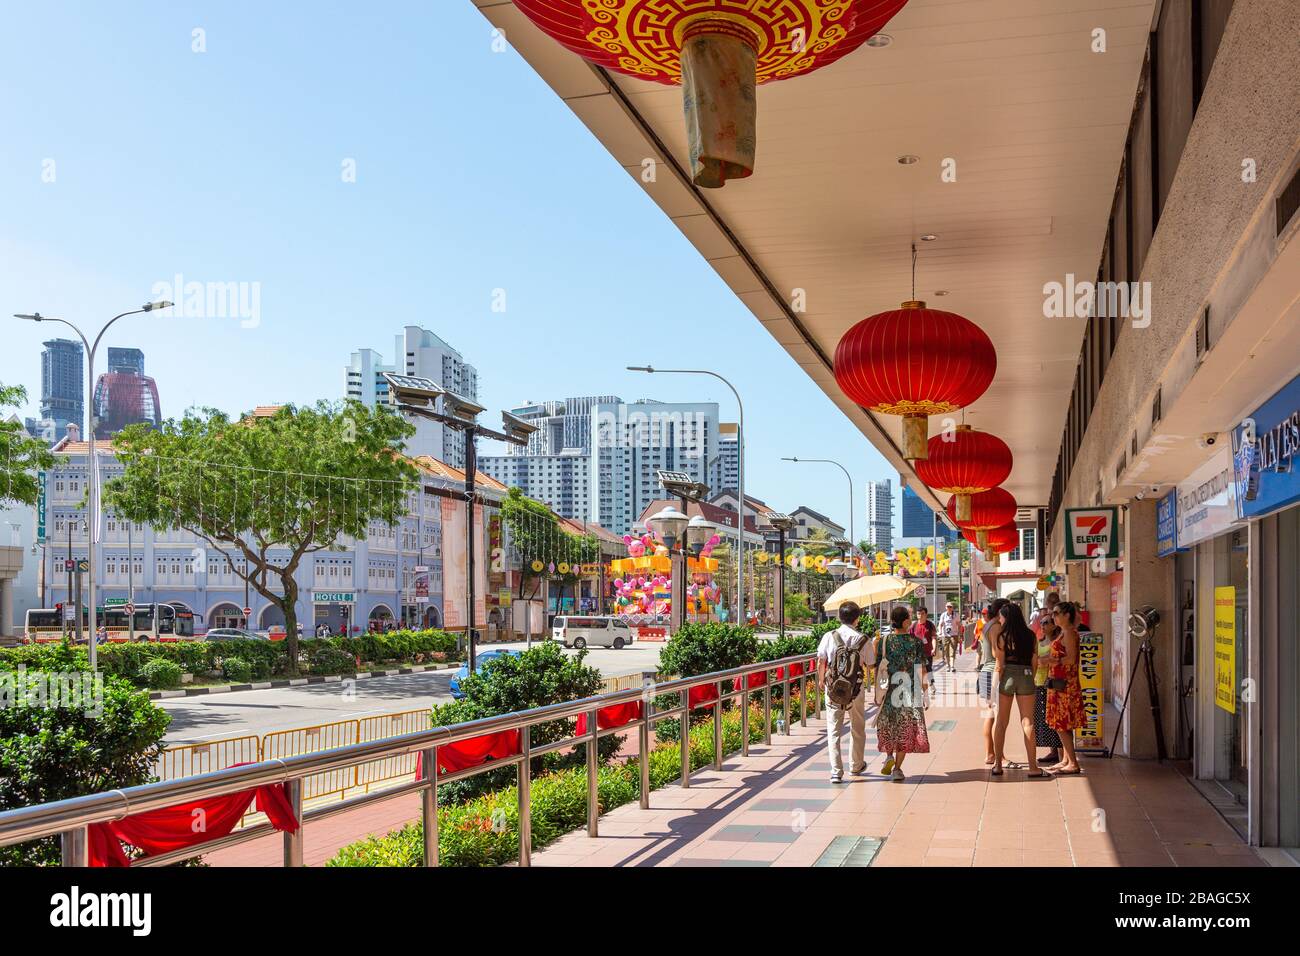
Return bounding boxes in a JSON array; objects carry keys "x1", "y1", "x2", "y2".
[
  {"x1": 866, "y1": 34, "x2": 893, "y2": 48},
  {"x1": 920, "y1": 234, "x2": 938, "y2": 241},
  {"x1": 934, "y1": 290, "x2": 950, "y2": 296},
  {"x1": 897, "y1": 154, "x2": 919, "y2": 165}
]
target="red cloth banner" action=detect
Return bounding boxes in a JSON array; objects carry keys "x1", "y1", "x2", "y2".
[
  {"x1": 732, "y1": 671, "x2": 768, "y2": 692},
  {"x1": 687, "y1": 684, "x2": 718, "y2": 710},
  {"x1": 415, "y1": 729, "x2": 522, "y2": 779},
  {"x1": 87, "y1": 779, "x2": 298, "y2": 867},
  {"x1": 574, "y1": 701, "x2": 642, "y2": 735}
]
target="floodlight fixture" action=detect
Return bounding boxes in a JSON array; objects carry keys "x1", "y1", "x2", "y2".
[
  {"x1": 501, "y1": 410, "x2": 539, "y2": 445},
  {"x1": 656, "y1": 470, "x2": 710, "y2": 502},
  {"x1": 441, "y1": 390, "x2": 485, "y2": 425},
  {"x1": 765, "y1": 513, "x2": 796, "y2": 532},
  {"x1": 383, "y1": 372, "x2": 445, "y2": 408}
]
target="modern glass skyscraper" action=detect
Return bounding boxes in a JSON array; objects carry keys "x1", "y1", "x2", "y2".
[
  {"x1": 901, "y1": 481, "x2": 957, "y2": 543},
  {"x1": 40, "y1": 338, "x2": 83, "y2": 441}
]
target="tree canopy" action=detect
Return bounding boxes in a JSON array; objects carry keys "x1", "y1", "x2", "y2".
[
  {"x1": 103, "y1": 401, "x2": 418, "y2": 671},
  {"x1": 0, "y1": 383, "x2": 55, "y2": 508}
]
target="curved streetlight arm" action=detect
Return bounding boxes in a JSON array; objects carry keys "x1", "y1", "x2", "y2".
[{"x1": 781, "y1": 456, "x2": 856, "y2": 557}]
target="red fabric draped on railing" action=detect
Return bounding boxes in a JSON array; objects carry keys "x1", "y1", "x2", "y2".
[
  {"x1": 87, "y1": 777, "x2": 298, "y2": 867},
  {"x1": 687, "y1": 684, "x2": 718, "y2": 710},
  {"x1": 732, "y1": 671, "x2": 768, "y2": 692},
  {"x1": 574, "y1": 701, "x2": 642, "y2": 735},
  {"x1": 415, "y1": 729, "x2": 522, "y2": 779}
]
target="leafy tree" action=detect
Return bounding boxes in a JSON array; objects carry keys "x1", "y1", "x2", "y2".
[
  {"x1": 0, "y1": 383, "x2": 55, "y2": 507},
  {"x1": 500, "y1": 487, "x2": 598, "y2": 610},
  {"x1": 0, "y1": 642, "x2": 171, "y2": 865},
  {"x1": 103, "y1": 402, "x2": 418, "y2": 673}
]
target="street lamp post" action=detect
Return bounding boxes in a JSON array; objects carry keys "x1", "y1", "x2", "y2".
[
  {"x1": 765, "y1": 513, "x2": 796, "y2": 640},
  {"x1": 629, "y1": 365, "x2": 746, "y2": 626},
  {"x1": 14, "y1": 303, "x2": 173, "y2": 671},
  {"x1": 781, "y1": 456, "x2": 856, "y2": 557}
]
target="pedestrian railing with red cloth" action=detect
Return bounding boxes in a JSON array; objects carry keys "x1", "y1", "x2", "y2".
[{"x1": 0, "y1": 650, "x2": 818, "y2": 869}]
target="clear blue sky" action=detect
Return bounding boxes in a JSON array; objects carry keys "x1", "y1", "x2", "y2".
[{"x1": 0, "y1": 0, "x2": 896, "y2": 541}]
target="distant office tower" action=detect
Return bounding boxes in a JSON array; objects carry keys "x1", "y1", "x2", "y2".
[
  {"x1": 901, "y1": 481, "x2": 957, "y2": 542},
  {"x1": 91, "y1": 348, "x2": 160, "y2": 439},
  {"x1": 346, "y1": 326, "x2": 478, "y2": 469},
  {"x1": 711, "y1": 423, "x2": 740, "y2": 495},
  {"x1": 865, "y1": 478, "x2": 893, "y2": 552},
  {"x1": 40, "y1": 338, "x2": 84, "y2": 441}
]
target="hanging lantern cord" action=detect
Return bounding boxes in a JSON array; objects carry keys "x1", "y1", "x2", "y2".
[{"x1": 911, "y1": 242, "x2": 918, "y2": 301}]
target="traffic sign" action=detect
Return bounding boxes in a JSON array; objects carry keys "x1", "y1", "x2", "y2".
[
  {"x1": 125, "y1": 603, "x2": 135, "y2": 615},
  {"x1": 104, "y1": 597, "x2": 127, "y2": 606},
  {"x1": 916, "y1": 585, "x2": 927, "y2": 597},
  {"x1": 242, "y1": 606, "x2": 253, "y2": 616}
]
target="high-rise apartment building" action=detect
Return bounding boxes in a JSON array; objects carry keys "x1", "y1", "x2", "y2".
[
  {"x1": 710, "y1": 422, "x2": 740, "y2": 495},
  {"x1": 40, "y1": 338, "x2": 83, "y2": 442},
  {"x1": 865, "y1": 478, "x2": 893, "y2": 553},
  {"x1": 480, "y1": 396, "x2": 719, "y2": 534},
  {"x1": 345, "y1": 326, "x2": 478, "y2": 469}
]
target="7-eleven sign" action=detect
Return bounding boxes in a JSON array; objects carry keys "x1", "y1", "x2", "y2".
[{"x1": 1065, "y1": 507, "x2": 1120, "y2": 560}]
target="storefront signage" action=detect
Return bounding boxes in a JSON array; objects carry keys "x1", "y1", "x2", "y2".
[
  {"x1": 1213, "y1": 586, "x2": 1236, "y2": 714},
  {"x1": 1064, "y1": 506, "x2": 1119, "y2": 560},
  {"x1": 1176, "y1": 448, "x2": 1239, "y2": 549},
  {"x1": 312, "y1": 591, "x2": 355, "y2": 604},
  {"x1": 1155, "y1": 490, "x2": 1180, "y2": 557},
  {"x1": 1076, "y1": 629, "x2": 1105, "y2": 752},
  {"x1": 37, "y1": 470, "x2": 46, "y2": 544},
  {"x1": 1233, "y1": 372, "x2": 1300, "y2": 519}
]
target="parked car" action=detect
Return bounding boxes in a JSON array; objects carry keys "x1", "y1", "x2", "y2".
[
  {"x1": 552, "y1": 615, "x2": 634, "y2": 650},
  {"x1": 204, "y1": 628, "x2": 269, "y2": 642},
  {"x1": 449, "y1": 649, "x2": 521, "y2": 700}
]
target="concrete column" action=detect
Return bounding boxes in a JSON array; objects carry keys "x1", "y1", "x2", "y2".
[
  {"x1": 1119, "y1": 500, "x2": 1177, "y2": 759},
  {"x1": 0, "y1": 576, "x2": 13, "y2": 638}
]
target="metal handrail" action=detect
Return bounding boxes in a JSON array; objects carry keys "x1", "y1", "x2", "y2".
[{"x1": 0, "y1": 651, "x2": 820, "y2": 866}]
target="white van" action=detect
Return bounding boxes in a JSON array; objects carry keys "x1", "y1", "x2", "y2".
[{"x1": 553, "y1": 616, "x2": 634, "y2": 650}]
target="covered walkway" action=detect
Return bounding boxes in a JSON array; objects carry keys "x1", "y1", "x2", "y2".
[{"x1": 530, "y1": 655, "x2": 1260, "y2": 868}]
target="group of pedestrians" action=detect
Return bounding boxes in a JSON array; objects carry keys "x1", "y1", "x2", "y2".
[{"x1": 815, "y1": 592, "x2": 1086, "y2": 784}]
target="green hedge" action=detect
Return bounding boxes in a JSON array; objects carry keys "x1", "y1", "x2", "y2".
[
  {"x1": 0, "y1": 629, "x2": 462, "y2": 688},
  {"x1": 327, "y1": 696, "x2": 811, "y2": 868},
  {"x1": 654, "y1": 622, "x2": 758, "y2": 741}
]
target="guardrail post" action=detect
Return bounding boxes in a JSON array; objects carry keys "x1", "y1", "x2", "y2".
[
  {"x1": 586, "y1": 707, "x2": 599, "y2": 837},
  {"x1": 638, "y1": 708, "x2": 651, "y2": 810},
  {"x1": 782, "y1": 674, "x2": 791, "y2": 736},
  {"x1": 60, "y1": 826, "x2": 88, "y2": 867},
  {"x1": 763, "y1": 678, "x2": 772, "y2": 746},
  {"x1": 518, "y1": 729, "x2": 532, "y2": 867},
  {"x1": 799, "y1": 671, "x2": 808, "y2": 728},
  {"x1": 680, "y1": 691, "x2": 691, "y2": 789},
  {"x1": 422, "y1": 747, "x2": 438, "y2": 867},
  {"x1": 741, "y1": 678, "x2": 750, "y2": 757},
  {"x1": 282, "y1": 778, "x2": 303, "y2": 867},
  {"x1": 815, "y1": 666, "x2": 822, "y2": 719},
  {"x1": 712, "y1": 680, "x2": 723, "y2": 771}
]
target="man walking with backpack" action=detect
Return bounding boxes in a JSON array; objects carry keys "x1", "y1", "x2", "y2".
[{"x1": 816, "y1": 600, "x2": 874, "y2": 784}]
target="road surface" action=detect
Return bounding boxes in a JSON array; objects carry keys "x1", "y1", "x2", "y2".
[{"x1": 160, "y1": 639, "x2": 664, "y2": 745}]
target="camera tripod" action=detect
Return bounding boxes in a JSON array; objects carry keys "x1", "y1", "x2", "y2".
[{"x1": 1108, "y1": 622, "x2": 1169, "y2": 761}]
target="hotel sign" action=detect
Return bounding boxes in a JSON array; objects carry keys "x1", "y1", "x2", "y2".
[
  {"x1": 1064, "y1": 507, "x2": 1119, "y2": 560},
  {"x1": 312, "y1": 591, "x2": 355, "y2": 604}
]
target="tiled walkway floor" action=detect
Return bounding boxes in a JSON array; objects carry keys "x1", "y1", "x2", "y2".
[{"x1": 531, "y1": 655, "x2": 1263, "y2": 868}]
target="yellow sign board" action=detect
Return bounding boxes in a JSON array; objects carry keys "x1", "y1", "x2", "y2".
[
  {"x1": 1075, "y1": 631, "x2": 1105, "y2": 751},
  {"x1": 1214, "y1": 586, "x2": 1236, "y2": 714}
]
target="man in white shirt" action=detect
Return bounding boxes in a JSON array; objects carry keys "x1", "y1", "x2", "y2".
[
  {"x1": 938, "y1": 602, "x2": 959, "y2": 669},
  {"x1": 816, "y1": 601, "x2": 873, "y2": 783}
]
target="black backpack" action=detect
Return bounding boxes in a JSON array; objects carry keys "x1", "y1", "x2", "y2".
[{"x1": 827, "y1": 631, "x2": 864, "y2": 707}]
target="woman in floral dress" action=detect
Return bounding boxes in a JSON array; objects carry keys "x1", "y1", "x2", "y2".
[
  {"x1": 876, "y1": 604, "x2": 930, "y2": 782},
  {"x1": 1046, "y1": 601, "x2": 1086, "y2": 775}
]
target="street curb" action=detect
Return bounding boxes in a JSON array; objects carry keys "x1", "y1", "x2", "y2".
[{"x1": 148, "y1": 662, "x2": 459, "y2": 700}]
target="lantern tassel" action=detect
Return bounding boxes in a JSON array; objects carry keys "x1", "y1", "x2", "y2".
[
  {"x1": 681, "y1": 22, "x2": 757, "y2": 188},
  {"x1": 902, "y1": 414, "x2": 929, "y2": 460},
  {"x1": 956, "y1": 493, "x2": 973, "y2": 522}
]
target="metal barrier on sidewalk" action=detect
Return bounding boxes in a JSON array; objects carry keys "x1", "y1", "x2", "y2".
[{"x1": 0, "y1": 653, "x2": 820, "y2": 868}]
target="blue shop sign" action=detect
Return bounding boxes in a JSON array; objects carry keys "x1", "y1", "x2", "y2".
[
  {"x1": 1156, "y1": 490, "x2": 1181, "y2": 556},
  {"x1": 1234, "y1": 372, "x2": 1300, "y2": 519}
]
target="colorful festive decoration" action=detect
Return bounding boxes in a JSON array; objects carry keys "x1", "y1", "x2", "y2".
[
  {"x1": 834, "y1": 300, "x2": 996, "y2": 460},
  {"x1": 946, "y1": 487, "x2": 1016, "y2": 550},
  {"x1": 511, "y1": 0, "x2": 909, "y2": 188},
  {"x1": 914, "y1": 425, "x2": 1012, "y2": 522}
]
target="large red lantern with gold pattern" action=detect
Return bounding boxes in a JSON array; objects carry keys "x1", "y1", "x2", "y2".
[
  {"x1": 914, "y1": 425, "x2": 1012, "y2": 522},
  {"x1": 511, "y1": 0, "x2": 908, "y2": 187},
  {"x1": 946, "y1": 487, "x2": 1016, "y2": 550},
  {"x1": 835, "y1": 300, "x2": 997, "y2": 459},
  {"x1": 963, "y1": 522, "x2": 1019, "y2": 569}
]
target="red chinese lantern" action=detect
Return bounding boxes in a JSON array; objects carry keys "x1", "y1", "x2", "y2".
[
  {"x1": 946, "y1": 487, "x2": 1016, "y2": 550},
  {"x1": 835, "y1": 300, "x2": 996, "y2": 460},
  {"x1": 964, "y1": 522, "x2": 1018, "y2": 569},
  {"x1": 914, "y1": 425, "x2": 1012, "y2": 522},
  {"x1": 511, "y1": 0, "x2": 909, "y2": 187}
]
